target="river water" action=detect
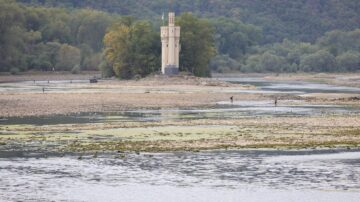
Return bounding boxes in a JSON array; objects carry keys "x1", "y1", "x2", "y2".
[
  {"x1": 218, "y1": 77, "x2": 360, "y2": 94},
  {"x1": 1, "y1": 150, "x2": 360, "y2": 202},
  {"x1": 1, "y1": 77, "x2": 360, "y2": 201}
]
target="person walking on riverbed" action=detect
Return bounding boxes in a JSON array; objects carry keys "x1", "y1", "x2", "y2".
[{"x1": 274, "y1": 97, "x2": 278, "y2": 107}]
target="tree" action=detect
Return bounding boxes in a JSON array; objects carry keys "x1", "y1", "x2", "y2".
[
  {"x1": 0, "y1": 0, "x2": 27, "y2": 71},
  {"x1": 39, "y1": 11, "x2": 71, "y2": 43},
  {"x1": 55, "y1": 44, "x2": 81, "y2": 70},
  {"x1": 300, "y1": 50, "x2": 336, "y2": 72},
  {"x1": 70, "y1": 9, "x2": 114, "y2": 51},
  {"x1": 177, "y1": 13, "x2": 216, "y2": 77},
  {"x1": 82, "y1": 53, "x2": 102, "y2": 70},
  {"x1": 209, "y1": 55, "x2": 241, "y2": 73},
  {"x1": 260, "y1": 52, "x2": 287, "y2": 72},
  {"x1": 243, "y1": 54, "x2": 263, "y2": 73},
  {"x1": 336, "y1": 51, "x2": 360, "y2": 71},
  {"x1": 212, "y1": 18, "x2": 261, "y2": 59},
  {"x1": 18, "y1": 0, "x2": 360, "y2": 44},
  {"x1": 103, "y1": 19, "x2": 160, "y2": 79},
  {"x1": 317, "y1": 29, "x2": 360, "y2": 56}
]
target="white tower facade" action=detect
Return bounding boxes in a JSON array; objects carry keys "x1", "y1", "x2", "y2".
[{"x1": 161, "y1": 12, "x2": 180, "y2": 75}]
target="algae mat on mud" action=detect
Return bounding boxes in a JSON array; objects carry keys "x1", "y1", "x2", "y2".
[{"x1": 1, "y1": 114, "x2": 360, "y2": 153}]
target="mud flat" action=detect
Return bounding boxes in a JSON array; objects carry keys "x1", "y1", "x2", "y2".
[
  {"x1": 1, "y1": 114, "x2": 359, "y2": 154},
  {"x1": 0, "y1": 74, "x2": 257, "y2": 117},
  {"x1": 0, "y1": 73, "x2": 360, "y2": 153}
]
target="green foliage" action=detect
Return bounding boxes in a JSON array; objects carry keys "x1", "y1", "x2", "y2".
[
  {"x1": 55, "y1": 44, "x2": 81, "y2": 71},
  {"x1": 211, "y1": 18, "x2": 261, "y2": 59},
  {"x1": 210, "y1": 55, "x2": 241, "y2": 73},
  {"x1": 336, "y1": 51, "x2": 360, "y2": 72},
  {"x1": 208, "y1": 17, "x2": 261, "y2": 72},
  {"x1": 177, "y1": 13, "x2": 215, "y2": 77},
  {"x1": 0, "y1": 0, "x2": 27, "y2": 71},
  {"x1": 29, "y1": 56, "x2": 52, "y2": 71},
  {"x1": 70, "y1": 9, "x2": 114, "y2": 51},
  {"x1": 299, "y1": 50, "x2": 336, "y2": 72},
  {"x1": 259, "y1": 52, "x2": 287, "y2": 72},
  {"x1": 82, "y1": 53, "x2": 102, "y2": 71},
  {"x1": 103, "y1": 19, "x2": 160, "y2": 79},
  {"x1": 71, "y1": 64, "x2": 81, "y2": 74},
  {"x1": 10, "y1": 67, "x2": 20, "y2": 75},
  {"x1": 1, "y1": 0, "x2": 359, "y2": 74},
  {"x1": 317, "y1": 29, "x2": 360, "y2": 56},
  {"x1": 241, "y1": 29, "x2": 360, "y2": 73},
  {"x1": 99, "y1": 60, "x2": 114, "y2": 78},
  {"x1": 28, "y1": 42, "x2": 61, "y2": 70},
  {"x1": 0, "y1": 0, "x2": 115, "y2": 72},
  {"x1": 243, "y1": 52, "x2": 287, "y2": 73},
  {"x1": 18, "y1": 0, "x2": 360, "y2": 44}
]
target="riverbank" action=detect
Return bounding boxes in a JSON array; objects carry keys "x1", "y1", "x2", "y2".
[{"x1": 0, "y1": 71, "x2": 101, "y2": 83}]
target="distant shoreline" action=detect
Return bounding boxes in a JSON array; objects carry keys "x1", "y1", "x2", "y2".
[{"x1": 0, "y1": 71, "x2": 101, "y2": 83}]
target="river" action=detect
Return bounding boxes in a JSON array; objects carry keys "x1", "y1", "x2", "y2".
[{"x1": 0, "y1": 77, "x2": 359, "y2": 201}]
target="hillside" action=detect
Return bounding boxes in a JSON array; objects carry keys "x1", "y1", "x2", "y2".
[
  {"x1": 1, "y1": 0, "x2": 359, "y2": 74},
  {"x1": 17, "y1": 0, "x2": 360, "y2": 43}
]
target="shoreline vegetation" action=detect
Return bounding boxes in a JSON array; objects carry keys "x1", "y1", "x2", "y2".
[
  {"x1": 2, "y1": 1, "x2": 360, "y2": 78},
  {"x1": 0, "y1": 72, "x2": 360, "y2": 153}
]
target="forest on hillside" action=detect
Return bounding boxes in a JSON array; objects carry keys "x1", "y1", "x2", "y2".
[
  {"x1": 18, "y1": 0, "x2": 360, "y2": 43},
  {"x1": 0, "y1": 0, "x2": 359, "y2": 77}
]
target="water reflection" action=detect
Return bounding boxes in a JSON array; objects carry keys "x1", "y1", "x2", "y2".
[
  {"x1": 218, "y1": 77, "x2": 360, "y2": 94},
  {"x1": 1, "y1": 101, "x2": 358, "y2": 125}
]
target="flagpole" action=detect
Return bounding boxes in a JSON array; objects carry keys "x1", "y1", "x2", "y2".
[{"x1": 162, "y1": 12, "x2": 165, "y2": 26}]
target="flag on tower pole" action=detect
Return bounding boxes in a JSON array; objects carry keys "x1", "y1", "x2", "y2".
[{"x1": 162, "y1": 12, "x2": 165, "y2": 25}]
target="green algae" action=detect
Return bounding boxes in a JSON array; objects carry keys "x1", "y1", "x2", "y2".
[
  {"x1": 1, "y1": 114, "x2": 360, "y2": 153},
  {"x1": 62, "y1": 139, "x2": 360, "y2": 153},
  {"x1": 81, "y1": 125, "x2": 237, "y2": 141}
]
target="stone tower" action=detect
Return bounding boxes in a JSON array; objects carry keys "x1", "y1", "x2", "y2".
[{"x1": 161, "y1": 12, "x2": 180, "y2": 75}]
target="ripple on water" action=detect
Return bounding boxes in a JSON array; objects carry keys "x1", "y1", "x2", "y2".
[{"x1": 0, "y1": 150, "x2": 360, "y2": 201}]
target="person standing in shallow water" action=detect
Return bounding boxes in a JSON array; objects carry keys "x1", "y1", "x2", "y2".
[
  {"x1": 230, "y1": 96, "x2": 234, "y2": 104},
  {"x1": 274, "y1": 97, "x2": 278, "y2": 107}
]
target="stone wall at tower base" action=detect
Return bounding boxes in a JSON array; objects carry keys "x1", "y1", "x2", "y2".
[{"x1": 164, "y1": 65, "x2": 179, "y2": 76}]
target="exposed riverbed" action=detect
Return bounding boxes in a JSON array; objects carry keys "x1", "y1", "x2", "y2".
[{"x1": 0, "y1": 73, "x2": 359, "y2": 201}]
